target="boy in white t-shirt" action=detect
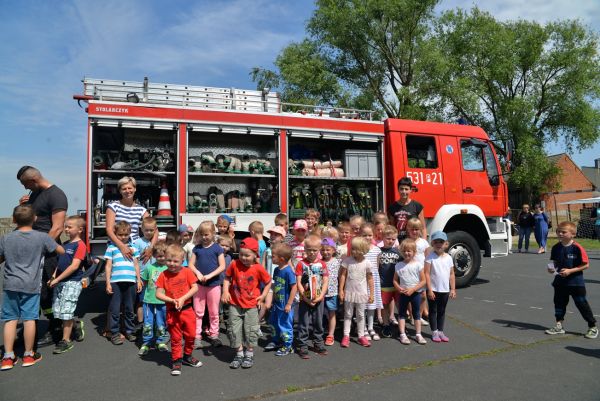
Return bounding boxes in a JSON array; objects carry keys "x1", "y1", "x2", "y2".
[{"x1": 424, "y1": 231, "x2": 456, "y2": 343}]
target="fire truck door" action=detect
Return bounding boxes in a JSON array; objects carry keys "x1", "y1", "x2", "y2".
[{"x1": 459, "y1": 139, "x2": 503, "y2": 216}]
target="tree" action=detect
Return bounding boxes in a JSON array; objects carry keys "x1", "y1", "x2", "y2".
[
  {"x1": 253, "y1": 3, "x2": 600, "y2": 196},
  {"x1": 434, "y1": 8, "x2": 600, "y2": 196},
  {"x1": 251, "y1": 40, "x2": 344, "y2": 107},
  {"x1": 252, "y1": 0, "x2": 442, "y2": 118}
]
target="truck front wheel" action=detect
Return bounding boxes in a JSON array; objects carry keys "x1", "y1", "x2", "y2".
[{"x1": 446, "y1": 231, "x2": 481, "y2": 288}]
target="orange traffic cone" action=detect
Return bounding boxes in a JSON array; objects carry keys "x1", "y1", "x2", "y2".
[{"x1": 157, "y1": 187, "x2": 173, "y2": 217}]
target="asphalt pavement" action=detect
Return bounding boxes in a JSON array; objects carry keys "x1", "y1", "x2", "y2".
[{"x1": 1, "y1": 251, "x2": 599, "y2": 401}]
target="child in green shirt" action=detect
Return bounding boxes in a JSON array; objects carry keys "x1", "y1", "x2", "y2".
[{"x1": 138, "y1": 242, "x2": 169, "y2": 355}]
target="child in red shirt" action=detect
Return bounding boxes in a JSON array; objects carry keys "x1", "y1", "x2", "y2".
[
  {"x1": 222, "y1": 238, "x2": 271, "y2": 369},
  {"x1": 155, "y1": 244, "x2": 201, "y2": 376}
]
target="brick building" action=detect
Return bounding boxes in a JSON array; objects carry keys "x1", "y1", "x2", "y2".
[{"x1": 541, "y1": 154, "x2": 599, "y2": 223}]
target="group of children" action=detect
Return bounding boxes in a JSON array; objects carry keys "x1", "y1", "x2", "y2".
[
  {"x1": 1, "y1": 204, "x2": 597, "y2": 376},
  {"x1": 94, "y1": 209, "x2": 458, "y2": 375}
]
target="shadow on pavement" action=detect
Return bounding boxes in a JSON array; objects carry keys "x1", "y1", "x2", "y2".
[
  {"x1": 493, "y1": 319, "x2": 548, "y2": 331},
  {"x1": 565, "y1": 346, "x2": 600, "y2": 359},
  {"x1": 584, "y1": 279, "x2": 600, "y2": 285},
  {"x1": 469, "y1": 278, "x2": 490, "y2": 286}
]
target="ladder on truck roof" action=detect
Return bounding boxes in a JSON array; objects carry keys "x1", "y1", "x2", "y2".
[
  {"x1": 81, "y1": 77, "x2": 374, "y2": 120},
  {"x1": 83, "y1": 77, "x2": 281, "y2": 113}
]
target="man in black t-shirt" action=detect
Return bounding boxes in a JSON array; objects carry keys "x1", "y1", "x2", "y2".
[
  {"x1": 17, "y1": 166, "x2": 68, "y2": 346},
  {"x1": 387, "y1": 177, "x2": 426, "y2": 241}
]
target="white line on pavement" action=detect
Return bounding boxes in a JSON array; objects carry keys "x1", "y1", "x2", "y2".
[
  {"x1": 482, "y1": 300, "x2": 495, "y2": 303},
  {"x1": 529, "y1": 306, "x2": 543, "y2": 310},
  {"x1": 464, "y1": 297, "x2": 473, "y2": 300},
  {"x1": 504, "y1": 303, "x2": 517, "y2": 306}
]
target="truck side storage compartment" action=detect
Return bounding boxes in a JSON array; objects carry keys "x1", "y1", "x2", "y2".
[
  {"x1": 182, "y1": 125, "x2": 280, "y2": 230},
  {"x1": 288, "y1": 132, "x2": 384, "y2": 224},
  {"x1": 89, "y1": 123, "x2": 178, "y2": 255}
]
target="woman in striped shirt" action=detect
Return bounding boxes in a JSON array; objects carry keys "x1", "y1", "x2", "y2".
[{"x1": 105, "y1": 176, "x2": 156, "y2": 261}]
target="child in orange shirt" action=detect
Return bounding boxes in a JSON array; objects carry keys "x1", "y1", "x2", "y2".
[{"x1": 155, "y1": 245, "x2": 201, "y2": 376}]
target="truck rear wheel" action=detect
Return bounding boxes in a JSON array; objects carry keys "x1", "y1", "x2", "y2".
[{"x1": 446, "y1": 230, "x2": 481, "y2": 288}]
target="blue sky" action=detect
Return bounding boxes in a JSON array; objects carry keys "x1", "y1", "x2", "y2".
[{"x1": 0, "y1": 0, "x2": 598, "y2": 217}]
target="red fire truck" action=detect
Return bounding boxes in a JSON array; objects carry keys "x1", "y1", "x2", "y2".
[{"x1": 74, "y1": 77, "x2": 511, "y2": 287}]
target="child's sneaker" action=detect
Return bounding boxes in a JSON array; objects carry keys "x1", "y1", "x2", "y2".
[
  {"x1": 157, "y1": 343, "x2": 169, "y2": 352},
  {"x1": 111, "y1": 333, "x2": 124, "y2": 345},
  {"x1": 340, "y1": 336, "x2": 350, "y2": 348},
  {"x1": 357, "y1": 336, "x2": 371, "y2": 347},
  {"x1": 325, "y1": 335, "x2": 335, "y2": 346},
  {"x1": 1, "y1": 356, "x2": 17, "y2": 371},
  {"x1": 420, "y1": 318, "x2": 429, "y2": 326},
  {"x1": 584, "y1": 326, "x2": 598, "y2": 339},
  {"x1": 264, "y1": 341, "x2": 278, "y2": 351},
  {"x1": 314, "y1": 344, "x2": 328, "y2": 355},
  {"x1": 275, "y1": 346, "x2": 292, "y2": 356},
  {"x1": 21, "y1": 352, "x2": 42, "y2": 367},
  {"x1": 545, "y1": 323, "x2": 565, "y2": 335},
  {"x1": 241, "y1": 354, "x2": 254, "y2": 368},
  {"x1": 125, "y1": 333, "x2": 137, "y2": 342},
  {"x1": 439, "y1": 331, "x2": 449, "y2": 342},
  {"x1": 381, "y1": 325, "x2": 392, "y2": 338},
  {"x1": 415, "y1": 334, "x2": 427, "y2": 345},
  {"x1": 297, "y1": 347, "x2": 310, "y2": 359},
  {"x1": 230, "y1": 354, "x2": 244, "y2": 369},
  {"x1": 73, "y1": 321, "x2": 85, "y2": 342},
  {"x1": 207, "y1": 336, "x2": 222, "y2": 347},
  {"x1": 53, "y1": 340, "x2": 74, "y2": 354},
  {"x1": 138, "y1": 345, "x2": 150, "y2": 356},
  {"x1": 399, "y1": 333, "x2": 410, "y2": 345},
  {"x1": 431, "y1": 331, "x2": 442, "y2": 343},
  {"x1": 369, "y1": 330, "x2": 381, "y2": 341},
  {"x1": 171, "y1": 360, "x2": 182, "y2": 376},
  {"x1": 182, "y1": 355, "x2": 203, "y2": 367}
]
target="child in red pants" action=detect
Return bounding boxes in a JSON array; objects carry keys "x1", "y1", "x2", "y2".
[{"x1": 156, "y1": 244, "x2": 201, "y2": 376}]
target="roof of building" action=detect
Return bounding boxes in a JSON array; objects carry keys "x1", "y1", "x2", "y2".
[
  {"x1": 582, "y1": 167, "x2": 600, "y2": 189},
  {"x1": 547, "y1": 154, "x2": 564, "y2": 164}
]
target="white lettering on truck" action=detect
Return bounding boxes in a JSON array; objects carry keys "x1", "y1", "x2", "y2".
[{"x1": 406, "y1": 171, "x2": 443, "y2": 186}]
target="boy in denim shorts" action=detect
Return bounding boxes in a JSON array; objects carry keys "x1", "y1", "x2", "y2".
[
  {"x1": 0, "y1": 205, "x2": 64, "y2": 370},
  {"x1": 47, "y1": 215, "x2": 87, "y2": 354}
]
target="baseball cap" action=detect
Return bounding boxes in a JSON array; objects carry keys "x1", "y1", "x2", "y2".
[
  {"x1": 293, "y1": 219, "x2": 308, "y2": 231},
  {"x1": 321, "y1": 237, "x2": 336, "y2": 248},
  {"x1": 219, "y1": 214, "x2": 234, "y2": 224},
  {"x1": 240, "y1": 237, "x2": 259, "y2": 254},
  {"x1": 267, "y1": 226, "x2": 287, "y2": 237},
  {"x1": 430, "y1": 231, "x2": 448, "y2": 242},
  {"x1": 178, "y1": 224, "x2": 193, "y2": 233}
]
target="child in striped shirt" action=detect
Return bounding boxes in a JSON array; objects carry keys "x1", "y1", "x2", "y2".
[{"x1": 105, "y1": 221, "x2": 142, "y2": 346}]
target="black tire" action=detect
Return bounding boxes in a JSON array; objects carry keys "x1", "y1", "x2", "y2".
[{"x1": 446, "y1": 230, "x2": 481, "y2": 288}]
